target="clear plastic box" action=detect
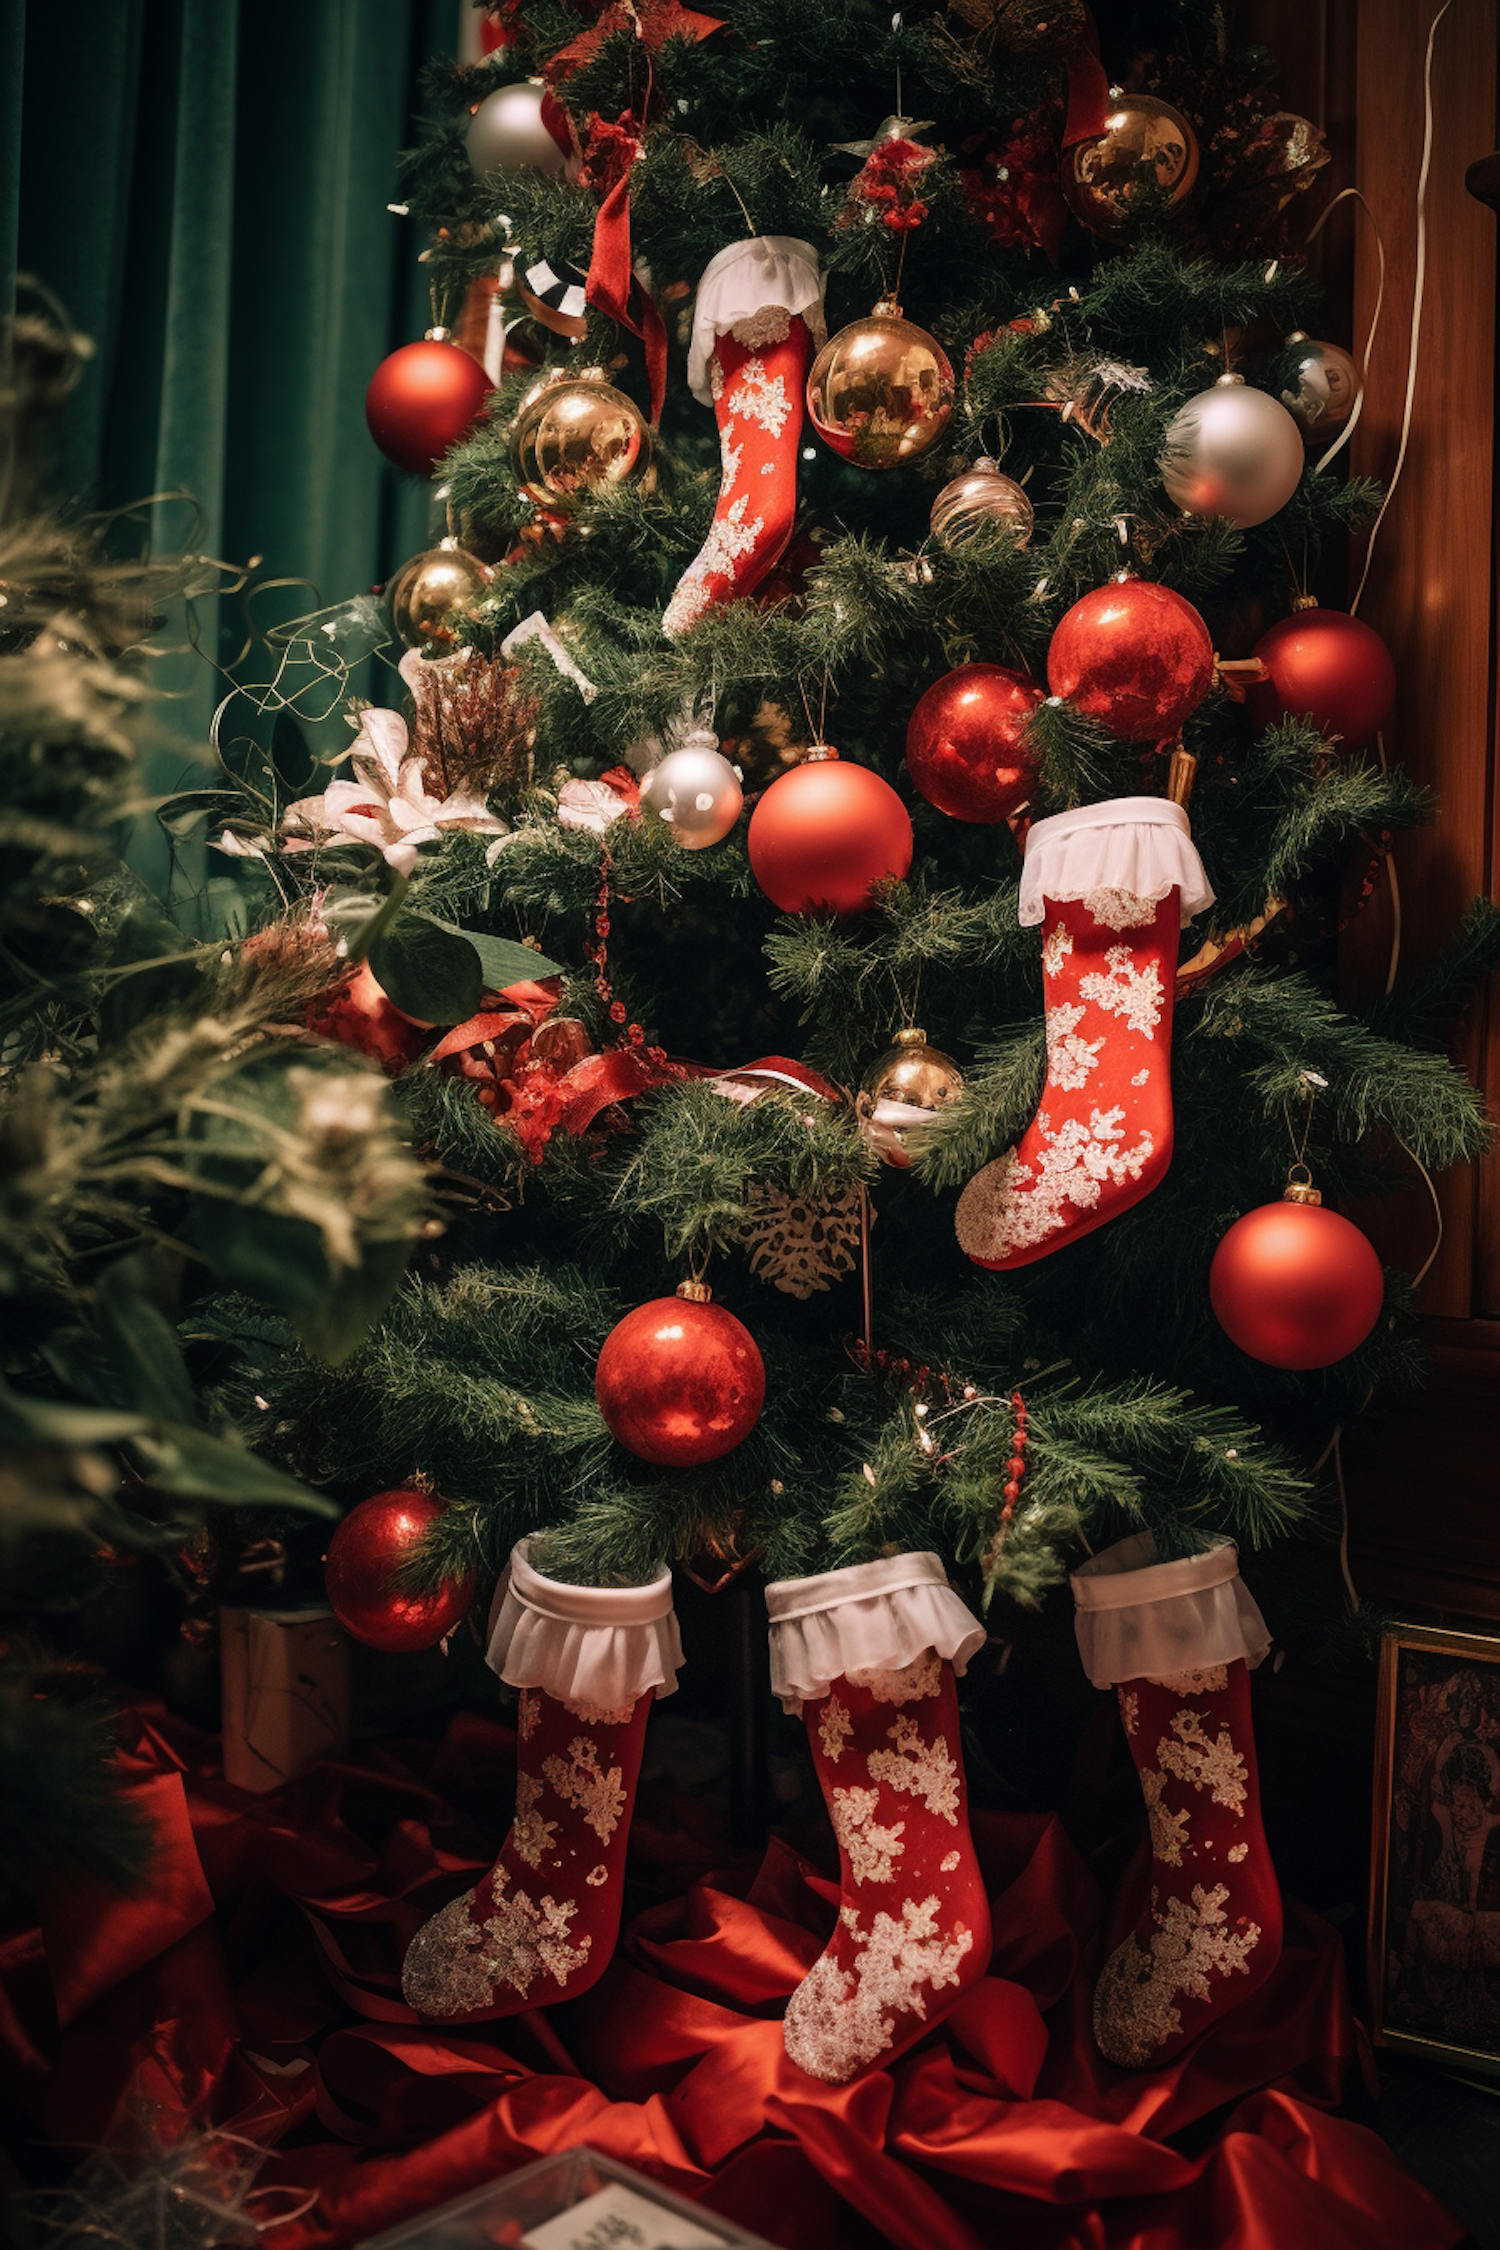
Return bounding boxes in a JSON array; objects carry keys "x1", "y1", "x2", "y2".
[{"x1": 358, "y1": 2146, "x2": 775, "y2": 2250}]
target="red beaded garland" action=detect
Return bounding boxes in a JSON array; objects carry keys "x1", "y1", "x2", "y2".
[
  {"x1": 1210, "y1": 1196, "x2": 1384, "y2": 1370},
  {"x1": 596, "y1": 1288, "x2": 766, "y2": 1467},
  {"x1": 365, "y1": 337, "x2": 490, "y2": 477},
  {"x1": 1047, "y1": 578, "x2": 1215, "y2": 743},
  {"x1": 324, "y1": 1488, "x2": 475, "y2": 1652},
  {"x1": 905, "y1": 663, "x2": 1044, "y2": 824}
]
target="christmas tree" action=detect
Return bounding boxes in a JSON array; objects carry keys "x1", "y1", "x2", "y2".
[{"x1": 59, "y1": 0, "x2": 1500, "y2": 2084}]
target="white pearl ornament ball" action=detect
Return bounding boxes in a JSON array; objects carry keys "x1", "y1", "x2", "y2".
[
  {"x1": 639, "y1": 744, "x2": 744, "y2": 849},
  {"x1": 465, "y1": 81, "x2": 567, "y2": 179},
  {"x1": 1160, "y1": 374, "x2": 1305, "y2": 530}
]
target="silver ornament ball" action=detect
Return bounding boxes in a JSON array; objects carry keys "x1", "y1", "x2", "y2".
[
  {"x1": 1161, "y1": 374, "x2": 1304, "y2": 529},
  {"x1": 465, "y1": 80, "x2": 567, "y2": 179},
  {"x1": 1281, "y1": 332, "x2": 1361, "y2": 440},
  {"x1": 930, "y1": 457, "x2": 1034, "y2": 551},
  {"x1": 639, "y1": 741, "x2": 744, "y2": 849}
]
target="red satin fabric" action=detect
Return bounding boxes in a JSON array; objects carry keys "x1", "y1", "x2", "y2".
[{"x1": 0, "y1": 1699, "x2": 1463, "y2": 2250}]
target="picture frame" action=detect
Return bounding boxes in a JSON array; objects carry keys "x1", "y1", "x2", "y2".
[{"x1": 1369, "y1": 1621, "x2": 1500, "y2": 2079}]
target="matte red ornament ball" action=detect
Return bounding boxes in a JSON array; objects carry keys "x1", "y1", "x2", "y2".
[
  {"x1": 905, "y1": 663, "x2": 1044, "y2": 823},
  {"x1": 596, "y1": 1289, "x2": 766, "y2": 1467},
  {"x1": 1244, "y1": 607, "x2": 1396, "y2": 751},
  {"x1": 748, "y1": 749, "x2": 914, "y2": 915},
  {"x1": 1047, "y1": 578, "x2": 1216, "y2": 743},
  {"x1": 1209, "y1": 1198, "x2": 1385, "y2": 1370},
  {"x1": 324, "y1": 1488, "x2": 476, "y2": 1651},
  {"x1": 365, "y1": 338, "x2": 490, "y2": 477}
]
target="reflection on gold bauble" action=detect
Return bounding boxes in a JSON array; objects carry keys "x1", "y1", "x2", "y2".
[
  {"x1": 856, "y1": 1027, "x2": 965, "y2": 1167},
  {"x1": 1281, "y1": 332, "x2": 1361, "y2": 441},
  {"x1": 509, "y1": 367, "x2": 652, "y2": 511},
  {"x1": 930, "y1": 457, "x2": 1034, "y2": 549},
  {"x1": 806, "y1": 298, "x2": 954, "y2": 470},
  {"x1": 1062, "y1": 93, "x2": 1199, "y2": 241},
  {"x1": 388, "y1": 544, "x2": 491, "y2": 651}
]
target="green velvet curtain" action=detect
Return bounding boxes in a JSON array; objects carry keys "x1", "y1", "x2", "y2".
[{"x1": 0, "y1": 0, "x2": 459, "y2": 899}]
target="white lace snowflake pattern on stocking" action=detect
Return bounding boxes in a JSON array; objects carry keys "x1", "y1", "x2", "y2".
[
  {"x1": 1093, "y1": 1882, "x2": 1261, "y2": 2067},
  {"x1": 1045, "y1": 1000, "x2": 1104, "y2": 1092},
  {"x1": 819, "y1": 1695, "x2": 854, "y2": 1763},
  {"x1": 847, "y1": 1651, "x2": 942, "y2": 1705},
  {"x1": 662, "y1": 492, "x2": 767, "y2": 635},
  {"x1": 957, "y1": 1108, "x2": 1156, "y2": 1261},
  {"x1": 1078, "y1": 945, "x2": 1164, "y2": 1039},
  {"x1": 1156, "y1": 1708, "x2": 1249, "y2": 1814},
  {"x1": 1141, "y1": 1769, "x2": 1189, "y2": 1866},
  {"x1": 401, "y1": 1871, "x2": 591, "y2": 2016},
  {"x1": 510, "y1": 1770, "x2": 559, "y2": 1869},
  {"x1": 1042, "y1": 923, "x2": 1074, "y2": 979},
  {"x1": 561, "y1": 1694, "x2": 638, "y2": 1725},
  {"x1": 831, "y1": 1784, "x2": 907, "y2": 1883},
  {"x1": 725, "y1": 357, "x2": 794, "y2": 437},
  {"x1": 718, "y1": 428, "x2": 744, "y2": 498},
  {"x1": 1082, "y1": 887, "x2": 1159, "y2": 930},
  {"x1": 517, "y1": 1690, "x2": 540, "y2": 1742},
  {"x1": 866, "y1": 1712, "x2": 961, "y2": 1823},
  {"x1": 783, "y1": 1896, "x2": 975, "y2": 2082},
  {"x1": 541, "y1": 1738, "x2": 628, "y2": 1843},
  {"x1": 729, "y1": 306, "x2": 793, "y2": 351}
]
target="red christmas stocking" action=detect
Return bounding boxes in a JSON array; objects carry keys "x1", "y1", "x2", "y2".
[
  {"x1": 663, "y1": 236, "x2": 825, "y2": 639},
  {"x1": 766, "y1": 1554, "x2": 991, "y2": 2082},
  {"x1": 956, "y1": 797, "x2": 1213, "y2": 1271},
  {"x1": 401, "y1": 1539, "x2": 681, "y2": 2023},
  {"x1": 1072, "y1": 1533, "x2": 1282, "y2": 2068}
]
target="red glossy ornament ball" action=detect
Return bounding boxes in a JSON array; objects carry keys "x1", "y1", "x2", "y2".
[
  {"x1": 905, "y1": 664, "x2": 1044, "y2": 824},
  {"x1": 1047, "y1": 578, "x2": 1215, "y2": 743},
  {"x1": 325, "y1": 1488, "x2": 475, "y2": 1651},
  {"x1": 1209, "y1": 1196, "x2": 1385, "y2": 1370},
  {"x1": 748, "y1": 748, "x2": 914, "y2": 915},
  {"x1": 365, "y1": 338, "x2": 490, "y2": 477},
  {"x1": 596, "y1": 1286, "x2": 765, "y2": 1467},
  {"x1": 1244, "y1": 606, "x2": 1396, "y2": 751}
]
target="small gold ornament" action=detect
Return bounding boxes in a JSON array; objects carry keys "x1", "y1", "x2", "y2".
[
  {"x1": 509, "y1": 367, "x2": 653, "y2": 512},
  {"x1": 856, "y1": 1028, "x2": 965, "y2": 1167},
  {"x1": 387, "y1": 543, "x2": 491, "y2": 651},
  {"x1": 1280, "y1": 332, "x2": 1361, "y2": 441},
  {"x1": 930, "y1": 457, "x2": 1033, "y2": 549},
  {"x1": 806, "y1": 298, "x2": 955, "y2": 470},
  {"x1": 738, "y1": 1178, "x2": 864, "y2": 1297},
  {"x1": 1062, "y1": 92, "x2": 1199, "y2": 241}
]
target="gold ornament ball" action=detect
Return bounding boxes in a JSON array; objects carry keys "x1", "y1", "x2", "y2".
[
  {"x1": 1062, "y1": 92, "x2": 1199, "y2": 241},
  {"x1": 509, "y1": 367, "x2": 653, "y2": 512},
  {"x1": 806, "y1": 298, "x2": 955, "y2": 470},
  {"x1": 1281, "y1": 332, "x2": 1361, "y2": 441},
  {"x1": 930, "y1": 457, "x2": 1034, "y2": 550},
  {"x1": 856, "y1": 1027, "x2": 966, "y2": 1168},
  {"x1": 387, "y1": 544, "x2": 491, "y2": 651}
]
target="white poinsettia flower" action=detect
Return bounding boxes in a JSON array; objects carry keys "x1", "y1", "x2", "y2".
[
  {"x1": 280, "y1": 704, "x2": 508, "y2": 875},
  {"x1": 557, "y1": 777, "x2": 633, "y2": 835}
]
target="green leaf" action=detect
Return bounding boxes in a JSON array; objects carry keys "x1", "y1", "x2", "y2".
[
  {"x1": 129, "y1": 1423, "x2": 335, "y2": 1513},
  {"x1": 0, "y1": 1376, "x2": 146, "y2": 1449},
  {"x1": 415, "y1": 915, "x2": 566, "y2": 989},
  {"x1": 95, "y1": 1260, "x2": 198, "y2": 1423},
  {"x1": 290, "y1": 1234, "x2": 414, "y2": 1368},
  {"x1": 190, "y1": 1201, "x2": 337, "y2": 1317},
  {"x1": 368, "y1": 912, "x2": 484, "y2": 1023},
  {"x1": 97, "y1": 897, "x2": 202, "y2": 1041}
]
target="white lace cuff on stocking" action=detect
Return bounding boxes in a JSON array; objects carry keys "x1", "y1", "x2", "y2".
[
  {"x1": 766, "y1": 1551, "x2": 985, "y2": 1712},
  {"x1": 686, "y1": 235, "x2": 827, "y2": 405},
  {"x1": 485, "y1": 1538, "x2": 682, "y2": 1706},
  {"x1": 1071, "y1": 1531, "x2": 1271, "y2": 1689},
  {"x1": 1018, "y1": 796, "x2": 1215, "y2": 929}
]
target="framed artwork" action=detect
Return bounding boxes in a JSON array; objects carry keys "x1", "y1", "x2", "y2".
[{"x1": 1370, "y1": 1622, "x2": 1500, "y2": 2077}]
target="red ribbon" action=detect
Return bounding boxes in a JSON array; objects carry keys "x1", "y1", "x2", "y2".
[
  {"x1": 585, "y1": 165, "x2": 669, "y2": 424},
  {"x1": 1061, "y1": 6, "x2": 1111, "y2": 150}
]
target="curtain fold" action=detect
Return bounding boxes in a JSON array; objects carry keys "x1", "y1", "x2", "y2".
[{"x1": 0, "y1": 0, "x2": 460, "y2": 902}]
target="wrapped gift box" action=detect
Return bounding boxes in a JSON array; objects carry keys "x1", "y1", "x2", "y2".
[
  {"x1": 359, "y1": 2147, "x2": 773, "y2": 2250},
  {"x1": 219, "y1": 1605, "x2": 350, "y2": 1792}
]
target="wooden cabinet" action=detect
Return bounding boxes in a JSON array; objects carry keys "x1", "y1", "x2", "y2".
[{"x1": 1245, "y1": 0, "x2": 1500, "y2": 1619}]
